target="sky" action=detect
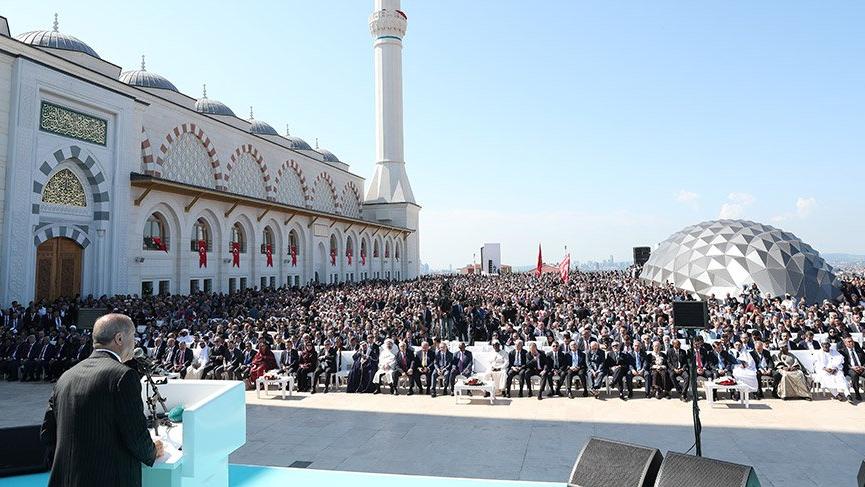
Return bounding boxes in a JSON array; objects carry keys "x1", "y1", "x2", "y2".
[{"x1": 9, "y1": 1, "x2": 864, "y2": 269}]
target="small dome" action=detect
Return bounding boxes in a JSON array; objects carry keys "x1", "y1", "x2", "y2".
[
  {"x1": 318, "y1": 148, "x2": 341, "y2": 163},
  {"x1": 120, "y1": 56, "x2": 178, "y2": 92},
  {"x1": 247, "y1": 107, "x2": 279, "y2": 136},
  {"x1": 195, "y1": 97, "x2": 235, "y2": 116},
  {"x1": 285, "y1": 136, "x2": 312, "y2": 150},
  {"x1": 16, "y1": 15, "x2": 100, "y2": 59}
]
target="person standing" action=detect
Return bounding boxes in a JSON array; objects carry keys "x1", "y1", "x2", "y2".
[{"x1": 40, "y1": 313, "x2": 163, "y2": 487}]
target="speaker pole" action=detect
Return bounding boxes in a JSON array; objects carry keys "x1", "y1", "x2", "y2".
[{"x1": 688, "y1": 328, "x2": 702, "y2": 457}]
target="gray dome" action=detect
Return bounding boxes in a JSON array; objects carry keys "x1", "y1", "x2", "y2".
[
  {"x1": 318, "y1": 148, "x2": 340, "y2": 163},
  {"x1": 249, "y1": 119, "x2": 279, "y2": 136},
  {"x1": 195, "y1": 97, "x2": 235, "y2": 117},
  {"x1": 120, "y1": 69, "x2": 178, "y2": 92},
  {"x1": 16, "y1": 30, "x2": 100, "y2": 59},
  {"x1": 285, "y1": 136, "x2": 312, "y2": 150},
  {"x1": 640, "y1": 219, "x2": 840, "y2": 304}
]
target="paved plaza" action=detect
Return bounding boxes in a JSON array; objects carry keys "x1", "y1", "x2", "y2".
[{"x1": 4, "y1": 381, "x2": 863, "y2": 486}]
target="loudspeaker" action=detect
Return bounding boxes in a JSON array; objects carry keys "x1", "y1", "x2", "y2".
[
  {"x1": 569, "y1": 437, "x2": 663, "y2": 487},
  {"x1": 633, "y1": 246, "x2": 651, "y2": 266},
  {"x1": 655, "y1": 452, "x2": 760, "y2": 487},
  {"x1": 0, "y1": 425, "x2": 50, "y2": 477},
  {"x1": 77, "y1": 307, "x2": 108, "y2": 329},
  {"x1": 672, "y1": 301, "x2": 709, "y2": 329},
  {"x1": 857, "y1": 459, "x2": 865, "y2": 487}
]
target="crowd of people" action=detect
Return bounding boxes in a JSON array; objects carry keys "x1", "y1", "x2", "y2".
[{"x1": 2, "y1": 269, "x2": 864, "y2": 405}]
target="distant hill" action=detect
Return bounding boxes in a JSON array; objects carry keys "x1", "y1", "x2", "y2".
[{"x1": 823, "y1": 253, "x2": 865, "y2": 265}]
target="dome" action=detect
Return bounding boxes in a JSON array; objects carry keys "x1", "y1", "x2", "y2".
[
  {"x1": 120, "y1": 56, "x2": 178, "y2": 92},
  {"x1": 285, "y1": 136, "x2": 312, "y2": 151},
  {"x1": 249, "y1": 119, "x2": 279, "y2": 136},
  {"x1": 195, "y1": 85, "x2": 235, "y2": 116},
  {"x1": 318, "y1": 148, "x2": 341, "y2": 163},
  {"x1": 639, "y1": 219, "x2": 840, "y2": 304},
  {"x1": 16, "y1": 29, "x2": 100, "y2": 58}
]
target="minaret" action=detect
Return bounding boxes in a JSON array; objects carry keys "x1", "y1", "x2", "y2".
[
  {"x1": 366, "y1": 0, "x2": 415, "y2": 204},
  {"x1": 366, "y1": 0, "x2": 420, "y2": 280}
]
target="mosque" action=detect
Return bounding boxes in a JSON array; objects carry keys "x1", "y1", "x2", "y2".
[{"x1": 0, "y1": 0, "x2": 420, "y2": 306}]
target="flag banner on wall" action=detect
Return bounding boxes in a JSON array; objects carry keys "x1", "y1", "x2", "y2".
[
  {"x1": 231, "y1": 242, "x2": 240, "y2": 267},
  {"x1": 290, "y1": 245, "x2": 297, "y2": 266},
  {"x1": 535, "y1": 244, "x2": 543, "y2": 278},
  {"x1": 361, "y1": 248, "x2": 366, "y2": 266},
  {"x1": 559, "y1": 253, "x2": 570, "y2": 283},
  {"x1": 330, "y1": 247, "x2": 337, "y2": 266},
  {"x1": 347, "y1": 248, "x2": 353, "y2": 265},
  {"x1": 198, "y1": 240, "x2": 207, "y2": 268},
  {"x1": 265, "y1": 244, "x2": 273, "y2": 267}
]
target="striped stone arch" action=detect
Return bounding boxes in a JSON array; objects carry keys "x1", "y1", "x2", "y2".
[
  {"x1": 153, "y1": 123, "x2": 224, "y2": 190},
  {"x1": 33, "y1": 223, "x2": 91, "y2": 248},
  {"x1": 341, "y1": 181, "x2": 362, "y2": 218},
  {"x1": 274, "y1": 159, "x2": 310, "y2": 205},
  {"x1": 32, "y1": 145, "x2": 111, "y2": 221},
  {"x1": 140, "y1": 127, "x2": 154, "y2": 173},
  {"x1": 225, "y1": 144, "x2": 273, "y2": 200},
  {"x1": 312, "y1": 171, "x2": 340, "y2": 213}
]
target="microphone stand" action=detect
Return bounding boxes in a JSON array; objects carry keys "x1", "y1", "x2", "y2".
[{"x1": 139, "y1": 359, "x2": 171, "y2": 437}]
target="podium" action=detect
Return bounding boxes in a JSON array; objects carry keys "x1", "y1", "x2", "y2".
[{"x1": 140, "y1": 379, "x2": 246, "y2": 487}]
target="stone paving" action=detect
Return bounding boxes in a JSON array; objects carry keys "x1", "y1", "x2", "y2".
[{"x1": 4, "y1": 381, "x2": 863, "y2": 486}]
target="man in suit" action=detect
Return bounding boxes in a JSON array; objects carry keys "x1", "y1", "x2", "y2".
[
  {"x1": 505, "y1": 340, "x2": 529, "y2": 398},
  {"x1": 451, "y1": 342, "x2": 473, "y2": 388},
  {"x1": 313, "y1": 340, "x2": 338, "y2": 393},
  {"x1": 20, "y1": 335, "x2": 41, "y2": 381},
  {"x1": 629, "y1": 341, "x2": 650, "y2": 398},
  {"x1": 391, "y1": 341, "x2": 415, "y2": 395},
  {"x1": 35, "y1": 336, "x2": 57, "y2": 381},
  {"x1": 546, "y1": 342, "x2": 569, "y2": 397},
  {"x1": 565, "y1": 341, "x2": 588, "y2": 398},
  {"x1": 796, "y1": 330, "x2": 820, "y2": 351},
  {"x1": 216, "y1": 340, "x2": 244, "y2": 380},
  {"x1": 606, "y1": 342, "x2": 631, "y2": 400},
  {"x1": 587, "y1": 341, "x2": 607, "y2": 398},
  {"x1": 691, "y1": 335, "x2": 715, "y2": 387},
  {"x1": 413, "y1": 341, "x2": 435, "y2": 395},
  {"x1": 279, "y1": 340, "x2": 300, "y2": 376},
  {"x1": 47, "y1": 336, "x2": 71, "y2": 381},
  {"x1": 526, "y1": 343, "x2": 546, "y2": 400},
  {"x1": 431, "y1": 342, "x2": 453, "y2": 397},
  {"x1": 667, "y1": 339, "x2": 690, "y2": 401},
  {"x1": 172, "y1": 341, "x2": 193, "y2": 379},
  {"x1": 41, "y1": 314, "x2": 163, "y2": 487},
  {"x1": 751, "y1": 340, "x2": 775, "y2": 399},
  {"x1": 839, "y1": 336, "x2": 865, "y2": 402}
]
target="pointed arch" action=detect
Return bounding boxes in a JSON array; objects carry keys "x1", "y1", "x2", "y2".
[
  {"x1": 226, "y1": 144, "x2": 272, "y2": 200},
  {"x1": 341, "y1": 181, "x2": 362, "y2": 218},
  {"x1": 311, "y1": 172, "x2": 340, "y2": 214},
  {"x1": 32, "y1": 144, "x2": 111, "y2": 221},
  {"x1": 154, "y1": 123, "x2": 224, "y2": 190},
  {"x1": 274, "y1": 159, "x2": 309, "y2": 207}
]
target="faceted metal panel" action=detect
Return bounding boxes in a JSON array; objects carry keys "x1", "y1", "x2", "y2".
[
  {"x1": 229, "y1": 153, "x2": 268, "y2": 200},
  {"x1": 312, "y1": 178, "x2": 337, "y2": 214},
  {"x1": 162, "y1": 133, "x2": 215, "y2": 189},
  {"x1": 640, "y1": 219, "x2": 840, "y2": 304},
  {"x1": 274, "y1": 170, "x2": 306, "y2": 207}
]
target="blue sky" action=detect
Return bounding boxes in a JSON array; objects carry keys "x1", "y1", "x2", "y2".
[{"x1": 10, "y1": 1, "x2": 864, "y2": 269}]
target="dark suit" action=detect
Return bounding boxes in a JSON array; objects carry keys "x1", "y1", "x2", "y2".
[
  {"x1": 587, "y1": 349, "x2": 607, "y2": 390},
  {"x1": 796, "y1": 338, "x2": 820, "y2": 351},
  {"x1": 391, "y1": 349, "x2": 415, "y2": 394},
  {"x1": 565, "y1": 349, "x2": 588, "y2": 396},
  {"x1": 546, "y1": 350, "x2": 568, "y2": 396},
  {"x1": 628, "y1": 349, "x2": 651, "y2": 395},
  {"x1": 172, "y1": 348, "x2": 193, "y2": 378},
  {"x1": 839, "y1": 344, "x2": 865, "y2": 398},
  {"x1": 667, "y1": 347, "x2": 689, "y2": 398},
  {"x1": 524, "y1": 351, "x2": 546, "y2": 397},
  {"x1": 506, "y1": 348, "x2": 530, "y2": 396},
  {"x1": 413, "y1": 349, "x2": 435, "y2": 393},
  {"x1": 41, "y1": 350, "x2": 156, "y2": 487},
  {"x1": 313, "y1": 347, "x2": 338, "y2": 392},
  {"x1": 279, "y1": 348, "x2": 300, "y2": 375},
  {"x1": 432, "y1": 349, "x2": 454, "y2": 395},
  {"x1": 751, "y1": 349, "x2": 775, "y2": 397},
  {"x1": 605, "y1": 350, "x2": 630, "y2": 397}
]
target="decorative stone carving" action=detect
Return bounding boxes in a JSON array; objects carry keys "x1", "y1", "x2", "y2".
[
  {"x1": 229, "y1": 153, "x2": 268, "y2": 200},
  {"x1": 369, "y1": 9, "x2": 407, "y2": 39},
  {"x1": 42, "y1": 168, "x2": 87, "y2": 207},
  {"x1": 39, "y1": 101, "x2": 107, "y2": 146},
  {"x1": 162, "y1": 133, "x2": 215, "y2": 189}
]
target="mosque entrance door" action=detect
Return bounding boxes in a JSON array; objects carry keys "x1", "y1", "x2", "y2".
[{"x1": 35, "y1": 237, "x2": 83, "y2": 301}]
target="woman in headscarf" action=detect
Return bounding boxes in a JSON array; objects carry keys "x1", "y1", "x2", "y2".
[
  {"x1": 773, "y1": 344, "x2": 811, "y2": 400},
  {"x1": 247, "y1": 342, "x2": 277, "y2": 389},
  {"x1": 296, "y1": 341, "x2": 318, "y2": 392},
  {"x1": 347, "y1": 341, "x2": 370, "y2": 393}
]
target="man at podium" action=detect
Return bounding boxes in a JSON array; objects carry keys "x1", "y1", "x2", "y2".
[{"x1": 40, "y1": 313, "x2": 164, "y2": 487}]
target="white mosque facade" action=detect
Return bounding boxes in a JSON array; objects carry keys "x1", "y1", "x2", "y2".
[{"x1": 0, "y1": 0, "x2": 420, "y2": 305}]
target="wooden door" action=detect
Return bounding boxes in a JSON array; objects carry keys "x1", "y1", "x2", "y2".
[{"x1": 35, "y1": 237, "x2": 82, "y2": 301}]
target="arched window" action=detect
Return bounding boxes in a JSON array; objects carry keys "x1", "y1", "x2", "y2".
[
  {"x1": 289, "y1": 230, "x2": 299, "y2": 255},
  {"x1": 373, "y1": 240, "x2": 380, "y2": 258},
  {"x1": 261, "y1": 226, "x2": 274, "y2": 254},
  {"x1": 191, "y1": 218, "x2": 212, "y2": 252},
  {"x1": 385, "y1": 241, "x2": 391, "y2": 258},
  {"x1": 143, "y1": 213, "x2": 168, "y2": 251},
  {"x1": 231, "y1": 223, "x2": 246, "y2": 253},
  {"x1": 395, "y1": 243, "x2": 400, "y2": 261},
  {"x1": 360, "y1": 239, "x2": 368, "y2": 261},
  {"x1": 42, "y1": 168, "x2": 87, "y2": 207}
]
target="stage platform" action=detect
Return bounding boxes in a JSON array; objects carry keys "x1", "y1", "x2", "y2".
[{"x1": 0, "y1": 464, "x2": 558, "y2": 487}]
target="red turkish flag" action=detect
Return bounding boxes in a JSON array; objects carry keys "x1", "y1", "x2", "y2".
[
  {"x1": 559, "y1": 253, "x2": 570, "y2": 283},
  {"x1": 346, "y1": 248, "x2": 353, "y2": 265},
  {"x1": 198, "y1": 240, "x2": 207, "y2": 268},
  {"x1": 265, "y1": 244, "x2": 273, "y2": 267},
  {"x1": 535, "y1": 244, "x2": 543, "y2": 278},
  {"x1": 231, "y1": 242, "x2": 240, "y2": 267},
  {"x1": 290, "y1": 245, "x2": 297, "y2": 267},
  {"x1": 360, "y1": 248, "x2": 366, "y2": 266},
  {"x1": 330, "y1": 247, "x2": 336, "y2": 266},
  {"x1": 152, "y1": 237, "x2": 168, "y2": 252}
]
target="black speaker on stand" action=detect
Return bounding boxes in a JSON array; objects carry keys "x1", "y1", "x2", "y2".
[
  {"x1": 568, "y1": 437, "x2": 663, "y2": 487},
  {"x1": 655, "y1": 452, "x2": 760, "y2": 487},
  {"x1": 633, "y1": 246, "x2": 651, "y2": 266}
]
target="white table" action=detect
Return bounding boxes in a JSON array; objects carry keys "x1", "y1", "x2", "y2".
[
  {"x1": 454, "y1": 380, "x2": 496, "y2": 404},
  {"x1": 256, "y1": 375, "x2": 294, "y2": 399},
  {"x1": 705, "y1": 381, "x2": 751, "y2": 408}
]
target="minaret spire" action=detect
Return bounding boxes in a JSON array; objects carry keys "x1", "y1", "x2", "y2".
[
  {"x1": 140, "y1": 55, "x2": 146, "y2": 71},
  {"x1": 52, "y1": 13, "x2": 59, "y2": 32}
]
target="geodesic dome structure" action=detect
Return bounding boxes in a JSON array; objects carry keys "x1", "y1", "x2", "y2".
[{"x1": 639, "y1": 220, "x2": 840, "y2": 304}]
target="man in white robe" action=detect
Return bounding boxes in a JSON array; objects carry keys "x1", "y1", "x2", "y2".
[
  {"x1": 487, "y1": 341, "x2": 509, "y2": 392},
  {"x1": 731, "y1": 341, "x2": 758, "y2": 398},
  {"x1": 813, "y1": 341, "x2": 852, "y2": 402},
  {"x1": 372, "y1": 339, "x2": 398, "y2": 394}
]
